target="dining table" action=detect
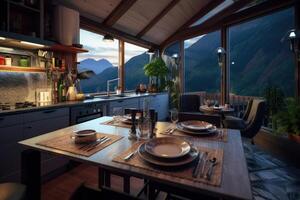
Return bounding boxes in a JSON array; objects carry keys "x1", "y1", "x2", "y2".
[{"x1": 18, "y1": 116, "x2": 252, "y2": 200}]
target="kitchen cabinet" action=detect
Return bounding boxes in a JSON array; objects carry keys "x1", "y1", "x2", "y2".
[
  {"x1": 108, "y1": 98, "x2": 139, "y2": 116},
  {"x1": 139, "y1": 94, "x2": 169, "y2": 120},
  {"x1": 0, "y1": 124, "x2": 23, "y2": 182},
  {"x1": 22, "y1": 110, "x2": 70, "y2": 176},
  {"x1": 0, "y1": 108, "x2": 70, "y2": 182}
]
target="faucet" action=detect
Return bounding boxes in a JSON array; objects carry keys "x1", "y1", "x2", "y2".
[{"x1": 107, "y1": 78, "x2": 120, "y2": 96}]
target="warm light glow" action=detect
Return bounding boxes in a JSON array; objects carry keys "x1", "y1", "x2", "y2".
[
  {"x1": 0, "y1": 37, "x2": 5, "y2": 40},
  {"x1": 0, "y1": 47, "x2": 14, "y2": 51},
  {"x1": 20, "y1": 41, "x2": 45, "y2": 47}
]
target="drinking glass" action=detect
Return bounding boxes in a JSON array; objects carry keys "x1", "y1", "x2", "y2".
[
  {"x1": 170, "y1": 109, "x2": 179, "y2": 124},
  {"x1": 112, "y1": 107, "x2": 123, "y2": 122},
  {"x1": 137, "y1": 117, "x2": 151, "y2": 140}
]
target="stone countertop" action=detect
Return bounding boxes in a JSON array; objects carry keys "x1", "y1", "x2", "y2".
[{"x1": 0, "y1": 93, "x2": 166, "y2": 116}]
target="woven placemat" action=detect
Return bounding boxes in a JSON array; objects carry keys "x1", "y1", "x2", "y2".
[
  {"x1": 113, "y1": 142, "x2": 224, "y2": 187},
  {"x1": 158, "y1": 125, "x2": 228, "y2": 142},
  {"x1": 37, "y1": 133, "x2": 123, "y2": 157},
  {"x1": 101, "y1": 119, "x2": 132, "y2": 129}
]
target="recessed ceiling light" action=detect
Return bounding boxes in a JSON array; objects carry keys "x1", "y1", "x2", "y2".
[
  {"x1": 0, "y1": 37, "x2": 5, "y2": 40},
  {"x1": 20, "y1": 41, "x2": 45, "y2": 47}
]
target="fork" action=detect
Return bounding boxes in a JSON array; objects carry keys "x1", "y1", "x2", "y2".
[{"x1": 79, "y1": 136, "x2": 107, "y2": 150}]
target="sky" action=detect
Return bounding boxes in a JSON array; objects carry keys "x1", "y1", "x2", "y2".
[{"x1": 77, "y1": 29, "x2": 148, "y2": 66}]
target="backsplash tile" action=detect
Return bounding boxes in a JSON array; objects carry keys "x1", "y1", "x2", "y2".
[{"x1": 0, "y1": 72, "x2": 51, "y2": 103}]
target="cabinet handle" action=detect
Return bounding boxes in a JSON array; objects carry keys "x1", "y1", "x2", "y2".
[
  {"x1": 117, "y1": 100, "x2": 123, "y2": 103},
  {"x1": 43, "y1": 110, "x2": 56, "y2": 114},
  {"x1": 26, "y1": 126, "x2": 32, "y2": 129}
]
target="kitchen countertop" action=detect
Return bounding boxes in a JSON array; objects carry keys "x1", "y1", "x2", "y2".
[{"x1": 0, "y1": 93, "x2": 166, "y2": 116}]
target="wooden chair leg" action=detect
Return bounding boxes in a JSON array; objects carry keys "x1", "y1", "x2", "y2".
[
  {"x1": 104, "y1": 170, "x2": 111, "y2": 188},
  {"x1": 123, "y1": 176, "x2": 130, "y2": 194},
  {"x1": 21, "y1": 149, "x2": 41, "y2": 200},
  {"x1": 98, "y1": 168, "x2": 104, "y2": 189}
]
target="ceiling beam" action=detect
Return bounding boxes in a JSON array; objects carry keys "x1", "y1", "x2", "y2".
[
  {"x1": 81, "y1": 16, "x2": 158, "y2": 49},
  {"x1": 160, "y1": 0, "x2": 252, "y2": 50},
  {"x1": 177, "y1": 0, "x2": 225, "y2": 32},
  {"x1": 158, "y1": 0, "x2": 224, "y2": 50},
  {"x1": 222, "y1": 0, "x2": 295, "y2": 26},
  {"x1": 136, "y1": 0, "x2": 180, "y2": 38},
  {"x1": 103, "y1": 0, "x2": 137, "y2": 27}
]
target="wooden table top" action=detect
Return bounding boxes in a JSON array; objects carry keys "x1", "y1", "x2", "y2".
[{"x1": 19, "y1": 116, "x2": 252, "y2": 200}]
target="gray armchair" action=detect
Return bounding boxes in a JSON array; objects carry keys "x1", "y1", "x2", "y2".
[{"x1": 223, "y1": 99, "x2": 266, "y2": 139}]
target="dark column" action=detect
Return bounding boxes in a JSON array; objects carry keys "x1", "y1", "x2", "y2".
[
  {"x1": 221, "y1": 27, "x2": 229, "y2": 105},
  {"x1": 295, "y1": 2, "x2": 300, "y2": 100},
  {"x1": 179, "y1": 40, "x2": 185, "y2": 93},
  {"x1": 119, "y1": 40, "x2": 125, "y2": 93}
]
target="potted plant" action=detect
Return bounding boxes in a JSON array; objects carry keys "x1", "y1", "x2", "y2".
[
  {"x1": 263, "y1": 85, "x2": 285, "y2": 129},
  {"x1": 273, "y1": 98, "x2": 300, "y2": 143},
  {"x1": 144, "y1": 58, "x2": 169, "y2": 92}
]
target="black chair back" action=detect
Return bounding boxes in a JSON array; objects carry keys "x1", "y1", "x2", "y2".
[{"x1": 179, "y1": 94, "x2": 200, "y2": 112}]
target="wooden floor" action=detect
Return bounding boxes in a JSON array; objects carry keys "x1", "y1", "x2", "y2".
[{"x1": 42, "y1": 164, "x2": 164, "y2": 200}]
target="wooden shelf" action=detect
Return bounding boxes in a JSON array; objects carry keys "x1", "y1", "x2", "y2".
[
  {"x1": 43, "y1": 44, "x2": 89, "y2": 54},
  {"x1": 0, "y1": 65, "x2": 46, "y2": 73}
]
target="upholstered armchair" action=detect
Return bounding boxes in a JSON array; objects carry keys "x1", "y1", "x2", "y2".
[
  {"x1": 223, "y1": 99, "x2": 266, "y2": 139},
  {"x1": 178, "y1": 94, "x2": 221, "y2": 127}
]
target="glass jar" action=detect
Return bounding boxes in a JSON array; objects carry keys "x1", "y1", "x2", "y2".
[{"x1": 19, "y1": 57, "x2": 29, "y2": 67}]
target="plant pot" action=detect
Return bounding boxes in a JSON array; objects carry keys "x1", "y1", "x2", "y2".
[{"x1": 288, "y1": 134, "x2": 300, "y2": 144}]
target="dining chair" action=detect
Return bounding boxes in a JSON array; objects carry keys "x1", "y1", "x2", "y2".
[
  {"x1": 0, "y1": 182, "x2": 27, "y2": 200},
  {"x1": 223, "y1": 99, "x2": 266, "y2": 140},
  {"x1": 179, "y1": 94, "x2": 200, "y2": 112}
]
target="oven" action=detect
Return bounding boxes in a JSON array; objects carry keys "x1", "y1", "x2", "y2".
[{"x1": 70, "y1": 102, "x2": 107, "y2": 125}]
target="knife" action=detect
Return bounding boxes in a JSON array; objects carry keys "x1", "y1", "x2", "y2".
[
  {"x1": 86, "y1": 137, "x2": 111, "y2": 152},
  {"x1": 199, "y1": 152, "x2": 208, "y2": 178},
  {"x1": 192, "y1": 151, "x2": 205, "y2": 178},
  {"x1": 123, "y1": 150, "x2": 137, "y2": 161}
]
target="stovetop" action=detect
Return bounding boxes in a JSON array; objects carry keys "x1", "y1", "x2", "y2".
[{"x1": 0, "y1": 101, "x2": 37, "y2": 111}]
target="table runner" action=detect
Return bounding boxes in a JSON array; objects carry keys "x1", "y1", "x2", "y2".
[
  {"x1": 113, "y1": 142, "x2": 224, "y2": 187},
  {"x1": 37, "y1": 133, "x2": 123, "y2": 157},
  {"x1": 158, "y1": 124, "x2": 228, "y2": 142}
]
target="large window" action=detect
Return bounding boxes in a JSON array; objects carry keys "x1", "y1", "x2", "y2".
[
  {"x1": 229, "y1": 8, "x2": 295, "y2": 97},
  {"x1": 124, "y1": 42, "x2": 148, "y2": 91},
  {"x1": 184, "y1": 31, "x2": 221, "y2": 93},
  {"x1": 77, "y1": 29, "x2": 118, "y2": 93}
]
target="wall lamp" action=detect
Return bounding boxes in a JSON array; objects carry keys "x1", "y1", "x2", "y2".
[
  {"x1": 282, "y1": 29, "x2": 300, "y2": 60},
  {"x1": 216, "y1": 47, "x2": 226, "y2": 67}
]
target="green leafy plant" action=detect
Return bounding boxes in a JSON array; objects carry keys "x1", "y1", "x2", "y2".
[
  {"x1": 144, "y1": 58, "x2": 169, "y2": 91},
  {"x1": 263, "y1": 85, "x2": 285, "y2": 128},
  {"x1": 273, "y1": 98, "x2": 300, "y2": 136}
]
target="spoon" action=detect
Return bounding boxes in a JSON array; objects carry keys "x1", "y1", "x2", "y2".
[{"x1": 205, "y1": 157, "x2": 217, "y2": 180}]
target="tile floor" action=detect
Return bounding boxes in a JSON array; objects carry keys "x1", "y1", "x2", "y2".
[{"x1": 243, "y1": 141, "x2": 300, "y2": 200}]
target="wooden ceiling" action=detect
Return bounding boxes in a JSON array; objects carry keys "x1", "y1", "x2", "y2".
[{"x1": 55, "y1": 0, "x2": 295, "y2": 50}]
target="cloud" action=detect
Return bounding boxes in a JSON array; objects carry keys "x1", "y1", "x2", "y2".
[{"x1": 79, "y1": 29, "x2": 148, "y2": 65}]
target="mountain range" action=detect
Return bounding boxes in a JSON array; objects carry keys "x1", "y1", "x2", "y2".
[
  {"x1": 79, "y1": 8, "x2": 294, "y2": 97},
  {"x1": 78, "y1": 58, "x2": 113, "y2": 74}
]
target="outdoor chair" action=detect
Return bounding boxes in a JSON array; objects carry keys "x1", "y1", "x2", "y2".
[
  {"x1": 178, "y1": 94, "x2": 221, "y2": 127},
  {"x1": 223, "y1": 99, "x2": 266, "y2": 139}
]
